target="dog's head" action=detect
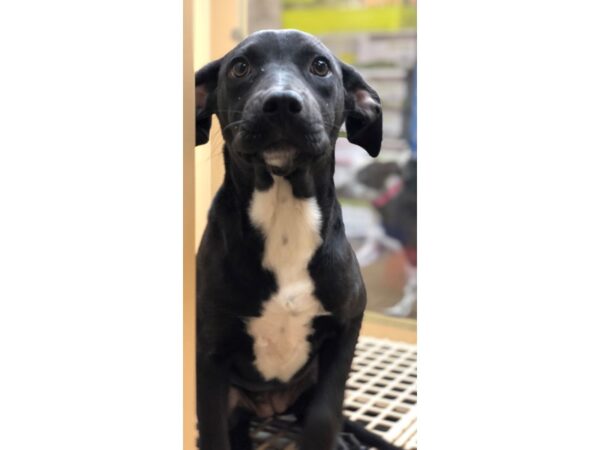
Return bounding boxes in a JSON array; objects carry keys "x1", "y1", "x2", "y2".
[{"x1": 196, "y1": 29, "x2": 382, "y2": 176}]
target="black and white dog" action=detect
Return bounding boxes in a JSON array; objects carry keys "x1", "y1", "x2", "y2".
[{"x1": 195, "y1": 30, "x2": 388, "y2": 450}]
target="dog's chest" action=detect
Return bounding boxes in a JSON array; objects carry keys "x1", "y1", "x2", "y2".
[{"x1": 247, "y1": 177, "x2": 327, "y2": 382}]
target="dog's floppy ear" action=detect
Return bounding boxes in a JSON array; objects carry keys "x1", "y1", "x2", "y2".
[
  {"x1": 340, "y1": 60, "x2": 383, "y2": 157},
  {"x1": 195, "y1": 58, "x2": 222, "y2": 146}
]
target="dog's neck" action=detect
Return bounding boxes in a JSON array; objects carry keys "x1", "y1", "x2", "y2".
[{"x1": 220, "y1": 144, "x2": 341, "y2": 239}]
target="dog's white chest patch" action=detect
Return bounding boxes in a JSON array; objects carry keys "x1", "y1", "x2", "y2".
[{"x1": 247, "y1": 176, "x2": 327, "y2": 382}]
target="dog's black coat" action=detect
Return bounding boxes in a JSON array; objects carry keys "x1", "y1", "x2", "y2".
[{"x1": 195, "y1": 30, "x2": 384, "y2": 450}]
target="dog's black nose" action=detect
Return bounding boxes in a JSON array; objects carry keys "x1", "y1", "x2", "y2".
[{"x1": 262, "y1": 91, "x2": 303, "y2": 115}]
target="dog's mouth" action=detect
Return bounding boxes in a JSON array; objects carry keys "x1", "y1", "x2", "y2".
[
  {"x1": 228, "y1": 118, "x2": 333, "y2": 176},
  {"x1": 262, "y1": 147, "x2": 298, "y2": 176},
  {"x1": 233, "y1": 119, "x2": 330, "y2": 152}
]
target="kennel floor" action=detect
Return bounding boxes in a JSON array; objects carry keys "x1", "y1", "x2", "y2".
[{"x1": 251, "y1": 336, "x2": 417, "y2": 449}]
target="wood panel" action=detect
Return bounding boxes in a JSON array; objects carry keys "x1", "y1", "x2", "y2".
[{"x1": 183, "y1": 0, "x2": 195, "y2": 448}]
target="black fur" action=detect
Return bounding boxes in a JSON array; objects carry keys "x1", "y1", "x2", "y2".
[{"x1": 195, "y1": 30, "x2": 384, "y2": 450}]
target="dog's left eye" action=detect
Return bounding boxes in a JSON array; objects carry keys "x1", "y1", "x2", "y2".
[
  {"x1": 230, "y1": 60, "x2": 250, "y2": 78},
  {"x1": 310, "y1": 57, "x2": 330, "y2": 77}
]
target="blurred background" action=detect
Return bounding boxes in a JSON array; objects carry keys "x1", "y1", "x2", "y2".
[{"x1": 247, "y1": 0, "x2": 418, "y2": 319}]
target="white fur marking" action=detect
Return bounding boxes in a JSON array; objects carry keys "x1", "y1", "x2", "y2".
[{"x1": 247, "y1": 176, "x2": 327, "y2": 382}]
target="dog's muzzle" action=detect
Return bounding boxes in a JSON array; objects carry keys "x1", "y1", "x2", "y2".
[{"x1": 230, "y1": 85, "x2": 331, "y2": 174}]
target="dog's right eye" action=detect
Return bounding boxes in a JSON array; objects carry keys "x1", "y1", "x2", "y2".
[{"x1": 230, "y1": 60, "x2": 250, "y2": 78}]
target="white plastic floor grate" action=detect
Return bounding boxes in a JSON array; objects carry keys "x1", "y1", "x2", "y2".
[
  {"x1": 344, "y1": 337, "x2": 417, "y2": 450},
  {"x1": 250, "y1": 336, "x2": 417, "y2": 449}
]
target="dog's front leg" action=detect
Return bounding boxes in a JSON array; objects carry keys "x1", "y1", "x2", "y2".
[
  {"x1": 196, "y1": 354, "x2": 231, "y2": 450},
  {"x1": 299, "y1": 315, "x2": 362, "y2": 450}
]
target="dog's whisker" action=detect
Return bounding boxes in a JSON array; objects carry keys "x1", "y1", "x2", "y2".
[
  {"x1": 221, "y1": 120, "x2": 246, "y2": 133},
  {"x1": 213, "y1": 109, "x2": 246, "y2": 116}
]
